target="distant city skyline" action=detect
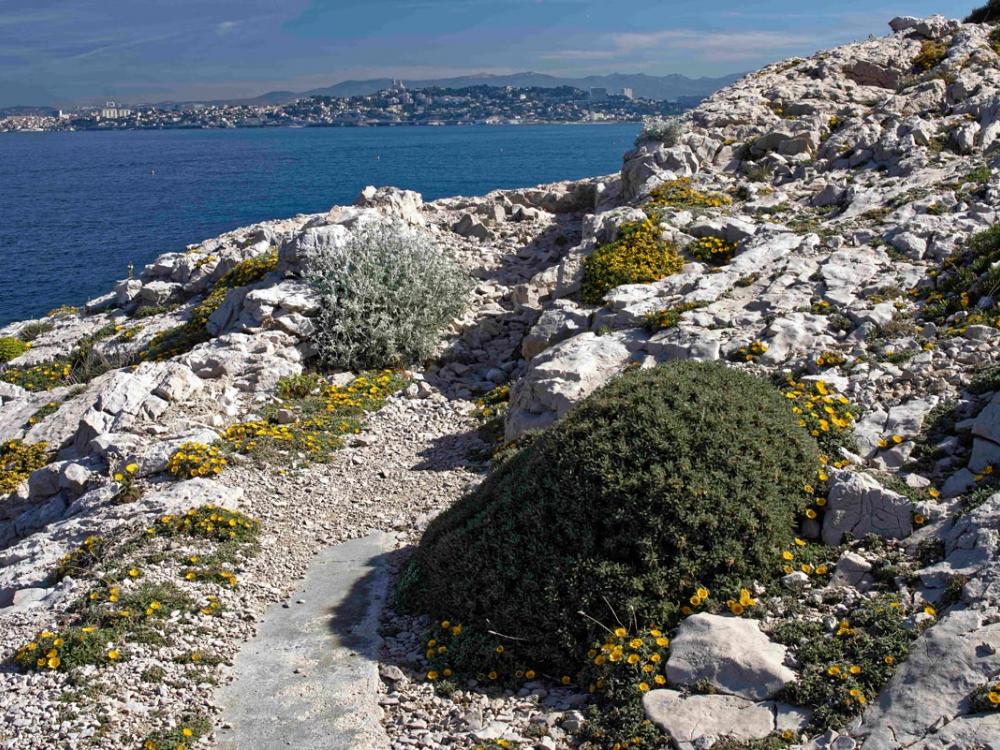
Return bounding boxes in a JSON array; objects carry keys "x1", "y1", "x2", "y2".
[{"x1": 0, "y1": 0, "x2": 981, "y2": 107}]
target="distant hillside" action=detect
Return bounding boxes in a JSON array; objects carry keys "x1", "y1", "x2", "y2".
[{"x1": 201, "y1": 71, "x2": 743, "y2": 107}]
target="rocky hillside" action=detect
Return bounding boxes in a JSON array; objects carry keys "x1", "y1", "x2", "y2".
[{"x1": 2, "y1": 12, "x2": 1000, "y2": 750}]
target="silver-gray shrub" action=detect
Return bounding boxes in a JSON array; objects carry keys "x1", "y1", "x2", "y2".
[
  {"x1": 305, "y1": 219, "x2": 471, "y2": 371},
  {"x1": 636, "y1": 116, "x2": 683, "y2": 147}
]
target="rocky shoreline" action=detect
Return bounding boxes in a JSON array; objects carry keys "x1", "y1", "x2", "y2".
[{"x1": 3, "y1": 12, "x2": 1000, "y2": 750}]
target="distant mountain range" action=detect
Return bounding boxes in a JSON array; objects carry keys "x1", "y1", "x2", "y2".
[
  {"x1": 0, "y1": 72, "x2": 744, "y2": 112},
  {"x1": 182, "y1": 72, "x2": 744, "y2": 107}
]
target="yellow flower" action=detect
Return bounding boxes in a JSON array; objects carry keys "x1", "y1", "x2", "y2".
[
  {"x1": 525, "y1": 670, "x2": 536, "y2": 680},
  {"x1": 495, "y1": 645, "x2": 504, "y2": 654},
  {"x1": 914, "y1": 514, "x2": 926, "y2": 525},
  {"x1": 627, "y1": 653, "x2": 641, "y2": 665},
  {"x1": 114, "y1": 472, "x2": 124, "y2": 481},
  {"x1": 182, "y1": 728, "x2": 193, "y2": 738},
  {"x1": 988, "y1": 691, "x2": 1000, "y2": 705},
  {"x1": 891, "y1": 434, "x2": 903, "y2": 444},
  {"x1": 655, "y1": 636, "x2": 669, "y2": 647},
  {"x1": 561, "y1": 675, "x2": 571, "y2": 685},
  {"x1": 126, "y1": 463, "x2": 139, "y2": 473},
  {"x1": 638, "y1": 682, "x2": 650, "y2": 692},
  {"x1": 426, "y1": 670, "x2": 439, "y2": 681},
  {"x1": 696, "y1": 587, "x2": 709, "y2": 599},
  {"x1": 827, "y1": 665, "x2": 841, "y2": 676},
  {"x1": 924, "y1": 605, "x2": 936, "y2": 617},
  {"x1": 629, "y1": 638, "x2": 643, "y2": 649},
  {"x1": 614, "y1": 627, "x2": 627, "y2": 638},
  {"x1": 794, "y1": 537, "x2": 806, "y2": 547},
  {"x1": 107, "y1": 649, "x2": 120, "y2": 661},
  {"x1": 805, "y1": 508, "x2": 818, "y2": 520},
  {"x1": 782, "y1": 550, "x2": 794, "y2": 561},
  {"x1": 884, "y1": 655, "x2": 895, "y2": 665}
]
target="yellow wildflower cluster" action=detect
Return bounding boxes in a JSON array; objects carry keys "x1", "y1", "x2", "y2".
[
  {"x1": 975, "y1": 464, "x2": 995, "y2": 484},
  {"x1": 13, "y1": 627, "x2": 122, "y2": 673},
  {"x1": 26, "y1": 400, "x2": 61, "y2": 427},
  {"x1": 223, "y1": 370, "x2": 404, "y2": 463},
  {"x1": 581, "y1": 217, "x2": 685, "y2": 305},
  {"x1": 780, "y1": 544, "x2": 831, "y2": 577},
  {"x1": 325, "y1": 370, "x2": 403, "y2": 411},
  {"x1": 975, "y1": 682, "x2": 1000, "y2": 710},
  {"x1": 688, "y1": 236, "x2": 739, "y2": 266},
  {"x1": 644, "y1": 301, "x2": 707, "y2": 333},
  {"x1": 182, "y1": 565, "x2": 238, "y2": 588},
  {"x1": 877, "y1": 434, "x2": 906, "y2": 450},
  {"x1": 167, "y1": 442, "x2": 227, "y2": 478},
  {"x1": 0, "y1": 336, "x2": 30, "y2": 363},
  {"x1": 472, "y1": 741, "x2": 518, "y2": 750},
  {"x1": 734, "y1": 340, "x2": 768, "y2": 362},
  {"x1": 53, "y1": 534, "x2": 106, "y2": 582},
  {"x1": 647, "y1": 178, "x2": 732, "y2": 209},
  {"x1": 724, "y1": 588, "x2": 758, "y2": 616},
  {"x1": 816, "y1": 350, "x2": 847, "y2": 368},
  {"x1": 110, "y1": 459, "x2": 142, "y2": 503},
  {"x1": 422, "y1": 619, "x2": 545, "y2": 687},
  {"x1": 147, "y1": 504, "x2": 260, "y2": 543},
  {"x1": 472, "y1": 384, "x2": 510, "y2": 422},
  {"x1": 0, "y1": 439, "x2": 51, "y2": 495},
  {"x1": 680, "y1": 585, "x2": 712, "y2": 616},
  {"x1": 0, "y1": 360, "x2": 72, "y2": 391},
  {"x1": 781, "y1": 378, "x2": 855, "y2": 439},
  {"x1": 583, "y1": 625, "x2": 670, "y2": 697},
  {"x1": 223, "y1": 418, "x2": 352, "y2": 458}
]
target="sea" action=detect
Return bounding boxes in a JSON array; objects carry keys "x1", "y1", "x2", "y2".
[{"x1": 0, "y1": 123, "x2": 639, "y2": 326}]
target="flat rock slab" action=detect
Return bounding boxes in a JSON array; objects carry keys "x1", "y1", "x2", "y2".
[{"x1": 215, "y1": 533, "x2": 394, "y2": 750}]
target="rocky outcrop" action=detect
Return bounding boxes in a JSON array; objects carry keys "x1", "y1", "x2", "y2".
[{"x1": 666, "y1": 614, "x2": 795, "y2": 700}]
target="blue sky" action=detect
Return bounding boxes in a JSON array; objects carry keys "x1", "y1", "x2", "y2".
[{"x1": 0, "y1": 0, "x2": 981, "y2": 106}]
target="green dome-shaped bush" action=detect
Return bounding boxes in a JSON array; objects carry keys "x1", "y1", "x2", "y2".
[{"x1": 398, "y1": 361, "x2": 819, "y2": 671}]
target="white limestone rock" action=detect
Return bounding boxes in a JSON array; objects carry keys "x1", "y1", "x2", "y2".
[
  {"x1": 643, "y1": 690, "x2": 776, "y2": 747},
  {"x1": 666, "y1": 614, "x2": 795, "y2": 700},
  {"x1": 505, "y1": 332, "x2": 632, "y2": 440},
  {"x1": 822, "y1": 470, "x2": 914, "y2": 546}
]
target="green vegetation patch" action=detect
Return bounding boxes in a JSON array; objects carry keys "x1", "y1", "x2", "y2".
[
  {"x1": 774, "y1": 595, "x2": 920, "y2": 732},
  {"x1": 647, "y1": 177, "x2": 732, "y2": 210},
  {"x1": 222, "y1": 370, "x2": 407, "y2": 464},
  {"x1": 581, "y1": 216, "x2": 684, "y2": 304},
  {"x1": 913, "y1": 40, "x2": 948, "y2": 72},
  {"x1": 0, "y1": 336, "x2": 30, "y2": 363},
  {"x1": 917, "y1": 224, "x2": 1000, "y2": 333},
  {"x1": 644, "y1": 301, "x2": 708, "y2": 332},
  {"x1": 398, "y1": 361, "x2": 820, "y2": 672},
  {"x1": 1, "y1": 439, "x2": 52, "y2": 495}
]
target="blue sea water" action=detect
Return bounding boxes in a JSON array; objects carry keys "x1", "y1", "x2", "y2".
[{"x1": 0, "y1": 124, "x2": 638, "y2": 326}]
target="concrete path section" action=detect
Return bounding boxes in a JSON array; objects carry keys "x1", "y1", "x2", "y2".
[{"x1": 214, "y1": 532, "x2": 395, "y2": 750}]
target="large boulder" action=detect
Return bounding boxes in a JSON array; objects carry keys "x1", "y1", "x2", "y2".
[
  {"x1": 353, "y1": 185, "x2": 425, "y2": 225},
  {"x1": 822, "y1": 471, "x2": 914, "y2": 546},
  {"x1": 643, "y1": 690, "x2": 776, "y2": 747},
  {"x1": 666, "y1": 614, "x2": 795, "y2": 700},
  {"x1": 505, "y1": 332, "x2": 632, "y2": 440}
]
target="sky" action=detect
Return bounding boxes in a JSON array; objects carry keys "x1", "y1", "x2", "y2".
[{"x1": 0, "y1": 0, "x2": 983, "y2": 107}]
